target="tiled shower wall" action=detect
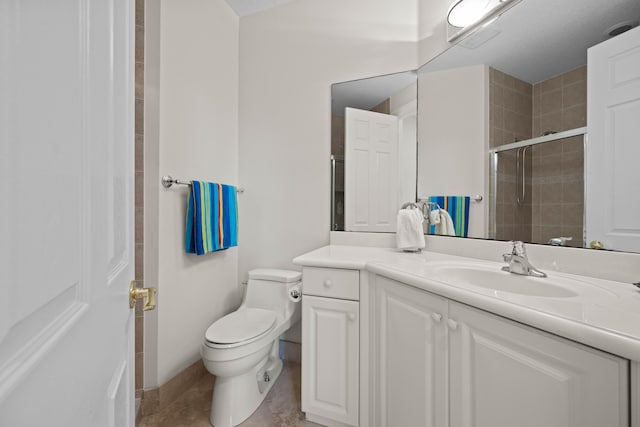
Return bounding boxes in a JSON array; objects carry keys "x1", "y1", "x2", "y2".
[
  {"x1": 530, "y1": 66, "x2": 586, "y2": 247},
  {"x1": 490, "y1": 66, "x2": 586, "y2": 246},
  {"x1": 135, "y1": 0, "x2": 145, "y2": 400},
  {"x1": 489, "y1": 68, "x2": 533, "y2": 242}
]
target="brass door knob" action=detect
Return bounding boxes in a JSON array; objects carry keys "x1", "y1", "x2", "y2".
[
  {"x1": 129, "y1": 281, "x2": 157, "y2": 311},
  {"x1": 590, "y1": 240, "x2": 605, "y2": 250}
]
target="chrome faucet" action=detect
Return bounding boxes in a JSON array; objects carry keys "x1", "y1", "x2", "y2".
[{"x1": 502, "y1": 241, "x2": 547, "y2": 278}]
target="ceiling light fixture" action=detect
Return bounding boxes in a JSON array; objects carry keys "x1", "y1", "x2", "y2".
[{"x1": 447, "y1": 0, "x2": 521, "y2": 43}]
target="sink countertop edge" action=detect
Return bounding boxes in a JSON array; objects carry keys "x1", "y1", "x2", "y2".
[{"x1": 294, "y1": 245, "x2": 640, "y2": 362}]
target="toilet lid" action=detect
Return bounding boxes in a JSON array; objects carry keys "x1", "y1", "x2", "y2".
[{"x1": 205, "y1": 308, "x2": 277, "y2": 344}]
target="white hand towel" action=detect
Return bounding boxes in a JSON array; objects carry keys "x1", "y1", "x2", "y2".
[
  {"x1": 396, "y1": 208, "x2": 426, "y2": 251},
  {"x1": 429, "y1": 208, "x2": 441, "y2": 225},
  {"x1": 435, "y1": 209, "x2": 455, "y2": 236}
]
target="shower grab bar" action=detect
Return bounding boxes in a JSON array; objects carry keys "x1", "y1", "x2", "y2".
[{"x1": 161, "y1": 175, "x2": 245, "y2": 193}]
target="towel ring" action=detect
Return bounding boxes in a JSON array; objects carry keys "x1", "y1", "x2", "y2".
[{"x1": 401, "y1": 202, "x2": 420, "y2": 210}]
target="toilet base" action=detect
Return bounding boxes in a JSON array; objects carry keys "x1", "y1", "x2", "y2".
[{"x1": 210, "y1": 343, "x2": 283, "y2": 427}]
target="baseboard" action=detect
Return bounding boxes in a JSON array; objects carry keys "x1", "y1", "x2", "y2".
[{"x1": 140, "y1": 359, "x2": 208, "y2": 418}]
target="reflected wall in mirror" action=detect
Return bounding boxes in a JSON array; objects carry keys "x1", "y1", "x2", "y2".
[
  {"x1": 331, "y1": 72, "x2": 417, "y2": 232},
  {"x1": 331, "y1": 0, "x2": 640, "y2": 253}
]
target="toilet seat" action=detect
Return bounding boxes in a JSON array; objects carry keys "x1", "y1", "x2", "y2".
[{"x1": 205, "y1": 308, "x2": 277, "y2": 347}]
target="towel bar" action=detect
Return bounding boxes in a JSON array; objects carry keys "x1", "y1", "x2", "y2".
[{"x1": 162, "y1": 175, "x2": 245, "y2": 193}]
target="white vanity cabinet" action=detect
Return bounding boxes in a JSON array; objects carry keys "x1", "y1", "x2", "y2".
[
  {"x1": 370, "y1": 274, "x2": 629, "y2": 427},
  {"x1": 448, "y1": 301, "x2": 628, "y2": 427},
  {"x1": 301, "y1": 267, "x2": 359, "y2": 427},
  {"x1": 370, "y1": 274, "x2": 448, "y2": 427}
]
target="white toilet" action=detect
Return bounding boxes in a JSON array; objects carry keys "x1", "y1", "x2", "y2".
[{"x1": 201, "y1": 268, "x2": 302, "y2": 427}]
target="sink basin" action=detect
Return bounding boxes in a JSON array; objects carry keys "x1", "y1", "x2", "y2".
[{"x1": 429, "y1": 263, "x2": 578, "y2": 298}]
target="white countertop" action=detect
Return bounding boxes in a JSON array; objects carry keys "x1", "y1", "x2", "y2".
[{"x1": 293, "y1": 245, "x2": 640, "y2": 361}]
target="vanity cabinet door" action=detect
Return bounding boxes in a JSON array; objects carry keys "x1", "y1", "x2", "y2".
[
  {"x1": 371, "y1": 275, "x2": 448, "y2": 427},
  {"x1": 448, "y1": 301, "x2": 629, "y2": 427},
  {"x1": 302, "y1": 295, "x2": 359, "y2": 426}
]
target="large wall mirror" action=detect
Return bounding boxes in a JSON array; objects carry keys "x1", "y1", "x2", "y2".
[{"x1": 330, "y1": 0, "x2": 640, "y2": 253}]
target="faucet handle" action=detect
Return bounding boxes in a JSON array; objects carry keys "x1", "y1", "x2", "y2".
[{"x1": 508, "y1": 240, "x2": 526, "y2": 256}]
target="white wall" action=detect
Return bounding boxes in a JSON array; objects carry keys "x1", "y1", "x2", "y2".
[
  {"x1": 418, "y1": 65, "x2": 488, "y2": 238},
  {"x1": 144, "y1": 0, "x2": 240, "y2": 387},
  {"x1": 418, "y1": 0, "x2": 452, "y2": 67},
  {"x1": 390, "y1": 83, "x2": 418, "y2": 206},
  {"x1": 238, "y1": 0, "x2": 419, "y2": 281}
]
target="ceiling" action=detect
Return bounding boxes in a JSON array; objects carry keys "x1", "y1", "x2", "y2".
[
  {"x1": 331, "y1": 72, "x2": 417, "y2": 116},
  {"x1": 420, "y1": 0, "x2": 640, "y2": 83},
  {"x1": 225, "y1": 0, "x2": 295, "y2": 17}
]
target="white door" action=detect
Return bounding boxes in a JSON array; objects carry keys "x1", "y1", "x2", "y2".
[
  {"x1": 586, "y1": 26, "x2": 640, "y2": 252},
  {"x1": 0, "y1": 1, "x2": 136, "y2": 425},
  {"x1": 372, "y1": 275, "x2": 448, "y2": 427},
  {"x1": 345, "y1": 107, "x2": 399, "y2": 232},
  {"x1": 302, "y1": 295, "x2": 359, "y2": 426},
  {"x1": 448, "y1": 302, "x2": 628, "y2": 427}
]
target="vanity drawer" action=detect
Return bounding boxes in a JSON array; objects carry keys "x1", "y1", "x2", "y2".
[{"x1": 302, "y1": 267, "x2": 359, "y2": 300}]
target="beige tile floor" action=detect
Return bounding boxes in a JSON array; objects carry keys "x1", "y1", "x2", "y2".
[{"x1": 138, "y1": 362, "x2": 321, "y2": 427}]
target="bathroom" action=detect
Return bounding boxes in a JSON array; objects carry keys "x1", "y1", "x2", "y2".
[{"x1": 2, "y1": 0, "x2": 640, "y2": 426}]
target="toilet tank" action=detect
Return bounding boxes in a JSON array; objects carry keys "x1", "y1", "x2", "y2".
[{"x1": 243, "y1": 269, "x2": 302, "y2": 314}]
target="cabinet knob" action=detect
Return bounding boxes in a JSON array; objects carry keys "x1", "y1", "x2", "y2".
[
  {"x1": 323, "y1": 279, "x2": 332, "y2": 288},
  {"x1": 447, "y1": 319, "x2": 458, "y2": 331},
  {"x1": 431, "y1": 312, "x2": 442, "y2": 323},
  {"x1": 348, "y1": 313, "x2": 356, "y2": 321}
]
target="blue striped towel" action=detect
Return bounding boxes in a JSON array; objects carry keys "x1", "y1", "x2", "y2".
[
  {"x1": 427, "y1": 196, "x2": 470, "y2": 237},
  {"x1": 185, "y1": 181, "x2": 238, "y2": 255}
]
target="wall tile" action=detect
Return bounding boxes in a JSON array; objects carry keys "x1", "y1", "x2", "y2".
[
  {"x1": 136, "y1": 133, "x2": 144, "y2": 172},
  {"x1": 538, "y1": 225, "x2": 562, "y2": 244},
  {"x1": 540, "y1": 203, "x2": 562, "y2": 225},
  {"x1": 562, "y1": 104, "x2": 586, "y2": 130},
  {"x1": 534, "y1": 140, "x2": 562, "y2": 157},
  {"x1": 562, "y1": 180, "x2": 584, "y2": 204},
  {"x1": 136, "y1": 352, "x2": 144, "y2": 391},
  {"x1": 136, "y1": 206, "x2": 144, "y2": 244},
  {"x1": 562, "y1": 136, "x2": 584, "y2": 153},
  {"x1": 540, "y1": 89, "x2": 562, "y2": 115},
  {"x1": 136, "y1": 171, "x2": 144, "y2": 207},
  {"x1": 135, "y1": 244, "x2": 144, "y2": 281},
  {"x1": 514, "y1": 78, "x2": 531, "y2": 95},
  {"x1": 562, "y1": 203, "x2": 584, "y2": 227},
  {"x1": 561, "y1": 226, "x2": 584, "y2": 247},
  {"x1": 563, "y1": 81, "x2": 586, "y2": 108},
  {"x1": 491, "y1": 83, "x2": 504, "y2": 106},
  {"x1": 491, "y1": 67, "x2": 505, "y2": 85},
  {"x1": 136, "y1": 316, "x2": 144, "y2": 353},
  {"x1": 136, "y1": 62, "x2": 145, "y2": 100},
  {"x1": 539, "y1": 74, "x2": 562, "y2": 93},
  {"x1": 562, "y1": 65, "x2": 587, "y2": 85},
  {"x1": 539, "y1": 113, "x2": 562, "y2": 135},
  {"x1": 134, "y1": 0, "x2": 144, "y2": 399},
  {"x1": 136, "y1": 0, "x2": 145, "y2": 28},
  {"x1": 136, "y1": 25, "x2": 144, "y2": 63},
  {"x1": 562, "y1": 151, "x2": 584, "y2": 177},
  {"x1": 135, "y1": 98, "x2": 144, "y2": 135}
]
